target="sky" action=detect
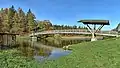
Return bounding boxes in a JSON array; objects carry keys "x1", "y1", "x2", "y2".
[{"x1": 0, "y1": 0, "x2": 120, "y2": 30}]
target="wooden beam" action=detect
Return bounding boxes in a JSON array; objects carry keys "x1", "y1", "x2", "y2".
[
  {"x1": 95, "y1": 25, "x2": 104, "y2": 33},
  {"x1": 94, "y1": 24, "x2": 96, "y2": 31},
  {"x1": 86, "y1": 24, "x2": 98, "y2": 41},
  {"x1": 86, "y1": 24, "x2": 92, "y2": 33},
  {"x1": 92, "y1": 24, "x2": 96, "y2": 38}
]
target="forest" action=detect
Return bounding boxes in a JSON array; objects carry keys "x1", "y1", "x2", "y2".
[{"x1": 0, "y1": 6, "x2": 87, "y2": 35}]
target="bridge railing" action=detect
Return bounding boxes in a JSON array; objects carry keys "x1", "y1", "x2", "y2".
[
  {"x1": 31, "y1": 29, "x2": 118, "y2": 36},
  {"x1": 41, "y1": 30, "x2": 118, "y2": 34},
  {"x1": 44, "y1": 29, "x2": 89, "y2": 33},
  {"x1": 99, "y1": 31, "x2": 118, "y2": 35}
]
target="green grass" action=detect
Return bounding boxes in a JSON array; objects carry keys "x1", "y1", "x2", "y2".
[
  {"x1": 0, "y1": 49, "x2": 41, "y2": 68},
  {"x1": 1, "y1": 38, "x2": 120, "y2": 68},
  {"x1": 40, "y1": 38, "x2": 120, "y2": 68}
]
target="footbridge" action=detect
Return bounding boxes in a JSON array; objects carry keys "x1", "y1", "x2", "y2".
[
  {"x1": 29, "y1": 29, "x2": 119, "y2": 37},
  {"x1": 30, "y1": 20, "x2": 119, "y2": 41}
]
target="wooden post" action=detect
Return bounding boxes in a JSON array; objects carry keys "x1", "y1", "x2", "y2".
[
  {"x1": 86, "y1": 24, "x2": 105, "y2": 41},
  {"x1": 32, "y1": 36, "x2": 37, "y2": 41},
  {"x1": 31, "y1": 29, "x2": 38, "y2": 42},
  {"x1": 91, "y1": 24, "x2": 97, "y2": 41},
  {"x1": 32, "y1": 31, "x2": 37, "y2": 42},
  {"x1": 86, "y1": 24, "x2": 97, "y2": 41},
  {"x1": 95, "y1": 25, "x2": 104, "y2": 33},
  {"x1": 86, "y1": 24, "x2": 92, "y2": 34}
]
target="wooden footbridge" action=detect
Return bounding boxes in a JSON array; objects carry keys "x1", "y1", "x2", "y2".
[
  {"x1": 29, "y1": 29, "x2": 118, "y2": 37},
  {"x1": 30, "y1": 20, "x2": 119, "y2": 41}
]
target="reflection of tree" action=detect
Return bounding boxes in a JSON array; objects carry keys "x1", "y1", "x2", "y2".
[
  {"x1": 34, "y1": 47, "x2": 52, "y2": 57},
  {"x1": 62, "y1": 39, "x2": 84, "y2": 46},
  {"x1": 18, "y1": 41, "x2": 34, "y2": 58},
  {"x1": 18, "y1": 40, "x2": 53, "y2": 58}
]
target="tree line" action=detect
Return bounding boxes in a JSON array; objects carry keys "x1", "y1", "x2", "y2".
[
  {"x1": 0, "y1": 6, "x2": 87, "y2": 35},
  {"x1": 0, "y1": 5, "x2": 36, "y2": 34},
  {"x1": 52, "y1": 25, "x2": 87, "y2": 30}
]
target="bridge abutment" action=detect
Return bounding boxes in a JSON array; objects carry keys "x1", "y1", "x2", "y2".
[
  {"x1": 31, "y1": 36, "x2": 37, "y2": 42},
  {"x1": 91, "y1": 38, "x2": 97, "y2": 41}
]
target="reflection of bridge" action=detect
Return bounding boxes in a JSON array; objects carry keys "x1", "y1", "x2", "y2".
[{"x1": 29, "y1": 29, "x2": 119, "y2": 37}]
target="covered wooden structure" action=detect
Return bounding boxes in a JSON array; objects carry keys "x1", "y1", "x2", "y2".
[
  {"x1": 0, "y1": 33, "x2": 18, "y2": 46},
  {"x1": 78, "y1": 20, "x2": 110, "y2": 41}
]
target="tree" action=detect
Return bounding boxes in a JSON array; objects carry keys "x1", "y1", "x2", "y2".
[
  {"x1": 8, "y1": 5, "x2": 16, "y2": 33},
  {"x1": 73, "y1": 25, "x2": 77, "y2": 29},
  {"x1": 0, "y1": 8, "x2": 4, "y2": 32},
  {"x1": 42, "y1": 20, "x2": 52, "y2": 30},
  {"x1": 1, "y1": 8, "x2": 9, "y2": 32},
  {"x1": 18, "y1": 8, "x2": 27, "y2": 34},
  {"x1": 26, "y1": 9, "x2": 36, "y2": 33},
  {"x1": 78, "y1": 26, "x2": 81, "y2": 29},
  {"x1": 37, "y1": 21, "x2": 45, "y2": 32},
  {"x1": 61, "y1": 25, "x2": 64, "y2": 30},
  {"x1": 0, "y1": 6, "x2": 55, "y2": 35},
  {"x1": 0, "y1": 17, "x2": 3, "y2": 32},
  {"x1": 11, "y1": 12, "x2": 19, "y2": 33},
  {"x1": 37, "y1": 20, "x2": 53, "y2": 31}
]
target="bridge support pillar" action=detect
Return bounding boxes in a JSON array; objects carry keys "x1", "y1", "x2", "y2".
[
  {"x1": 86, "y1": 24, "x2": 104, "y2": 41},
  {"x1": 31, "y1": 36, "x2": 37, "y2": 42},
  {"x1": 78, "y1": 20, "x2": 109, "y2": 41},
  {"x1": 91, "y1": 38, "x2": 97, "y2": 41}
]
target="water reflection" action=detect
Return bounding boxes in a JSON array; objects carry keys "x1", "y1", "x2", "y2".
[
  {"x1": 18, "y1": 40, "x2": 72, "y2": 62},
  {"x1": 38, "y1": 38, "x2": 90, "y2": 47},
  {"x1": 48, "y1": 49, "x2": 71, "y2": 60},
  {"x1": 18, "y1": 41, "x2": 52, "y2": 58},
  {"x1": 34, "y1": 49, "x2": 71, "y2": 62},
  {"x1": 18, "y1": 38, "x2": 92, "y2": 61}
]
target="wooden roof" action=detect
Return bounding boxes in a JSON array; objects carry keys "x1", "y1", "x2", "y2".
[{"x1": 78, "y1": 20, "x2": 110, "y2": 25}]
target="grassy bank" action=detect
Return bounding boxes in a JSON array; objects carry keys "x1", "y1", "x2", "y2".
[
  {"x1": 1, "y1": 37, "x2": 120, "y2": 68},
  {"x1": 40, "y1": 38, "x2": 120, "y2": 68}
]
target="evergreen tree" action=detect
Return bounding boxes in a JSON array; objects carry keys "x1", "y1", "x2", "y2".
[
  {"x1": 0, "y1": 6, "x2": 57, "y2": 34},
  {"x1": 8, "y1": 5, "x2": 16, "y2": 33},
  {"x1": 37, "y1": 20, "x2": 53, "y2": 31},
  {"x1": 18, "y1": 8, "x2": 27, "y2": 34},
  {"x1": 0, "y1": 17, "x2": 3, "y2": 32},
  {"x1": 12, "y1": 12, "x2": 19, "y2": 33},
  {"x1": 26, "y1": 9, "x2": 36, "y2": 33},
  {"x1": 0, "y1": 8, "x2": 4, "y2": 32},
  {"x1": 37, "y1": 21, "x2": 46, "y2": 32},
  {"x1": 73, "y1": 25, "x2": 77, "y2": 29},
  {"x1": 42, "y1": 20, "x2": 52, "y2": 30},
  {"x1": 2, "y1": 8, "x2": 9, "y2": 32}
]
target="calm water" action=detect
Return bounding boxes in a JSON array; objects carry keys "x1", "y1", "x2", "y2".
[
  {"x1": 19, "y1": 37, "x2": 103, "y2": 62},
  {"x1": 34, "y1": 49, "x2": 71, "y2": 62}
]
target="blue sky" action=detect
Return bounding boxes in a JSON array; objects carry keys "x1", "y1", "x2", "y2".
[{"x1": 0, "y1": 0, "x2": 120, "y2": 30}]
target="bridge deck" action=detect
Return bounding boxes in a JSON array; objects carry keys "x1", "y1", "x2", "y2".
[{"x1": 29, "y1": 30, "x2": 118, "y2": 37}]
